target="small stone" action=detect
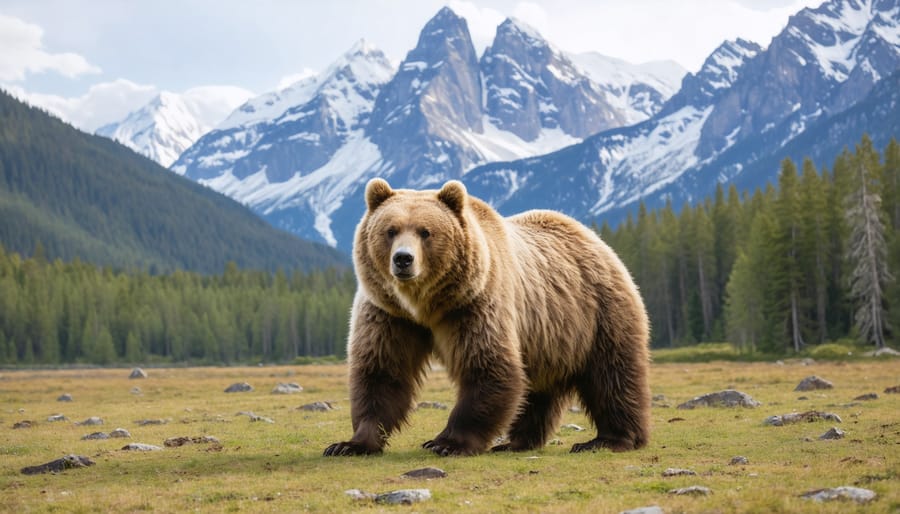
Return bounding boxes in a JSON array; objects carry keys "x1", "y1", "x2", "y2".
[
  {"x1": 164, "y1": 435, "x2": 221, "y2": 447},
  {"x1": 237, "y1": 411, "x2": 274, "y2": 423},
  {"x1": 135, "y1": 418, "x2": 168, "y2": 426},
  {"x1": 21, "y1": 454, "x2": 95, "y2": 475},
  {"x1": 763, "y1": 411, "x2": 842, "y2": 426},
  {"x1": 81, "y1": 432, "x2": 109, "y2": 440},
  {"x1": 13, "y1": 420, "x2": 35, "y2": 429},
  {"x1": 47, "y1": 414, "x2": 68, "y2": 422},
  {"x1": 109, "y1": 428, "x2": 131, "y2": 438},
  {"x1": 677, "y1": 390, "x2": 760, "y2": 409},
  {"x1": 800, "y1": 486, "x2": 876, "y2": 503},
  {"x1": 345, "y1": 489, "x2": 376, "y2": 501},
  {"x1": 224, "y1": 382, "x2": 253, "y2": 393},
  {"x1": 121, "y1": 443, "x2": 163, "y2": 451},
  {"x1": 298, "y1": 401, "x2": 334, "y2": 412},
  {"x1": 129, "y1": 367, "x2": 147, "y2": 379},
  {"x1": 884, "y1": 385, "x2": 900, "y2": 394},
  {"x1": 75, "y1": 416, "x2": 103, "y2": 426},
  {"x1": 417, "y1": 401, "x2": 448, "y2": 410},
  {"x1": 620, "y1": 507, "x2": 664, "y2": 514},
  {"x1": 271, "y1": 382, "x2": 303, "y2": 394},
  {"x1": 668, "y1": 485, "x2": 711, "y2": 496},
  {"x1": 729, "y1": 456, "x2": 749, "y2": 465},
  {"x1": 662, "y1": 468, "x2": 697, "y2": 477},
  {"x1": 819, "y1": 427, "x2": 845, "y2": 440},
  {"x1": 402, "y1": 467, "x2": 447, "y2": 479},
  {"x1": 57, "y1": 394, "x2": 73, "y2": 402},
  {"x1": 562, "y1": 423, "x2": 585, "y2": 432},
  {"x1": 568, "y1": 405, "x2": 582, "y2": 413},
  {"x1": 853, "y1": 393, "x2": 878, "y2": 401},
  {"x1": 130, "y1": 387, "x2": 142, "y2": 395},
  {"x1": 375, "y1": 489, "x2": 431, "y2": 505},
  {"x1": 794, "y1": 376, "x2": 833, "y2": 391}
]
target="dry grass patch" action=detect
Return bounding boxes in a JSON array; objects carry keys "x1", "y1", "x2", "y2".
[{"x1": 1, "y1": 361, "x2": 898, "y2": 513}]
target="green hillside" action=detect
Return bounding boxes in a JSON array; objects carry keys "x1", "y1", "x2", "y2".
[{"x1": 0, "y1": 89, "x2": 348, "y2": 273}]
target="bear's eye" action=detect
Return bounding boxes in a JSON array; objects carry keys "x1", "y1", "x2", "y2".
[
  {"x1": 419, "y1": 228, "x2": 431, "y2": 239},
  {"x1": 386, "y1": 228, "x2": 397, "y2": 238}
]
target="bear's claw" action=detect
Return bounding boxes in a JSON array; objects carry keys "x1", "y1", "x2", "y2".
[
  {"x1": 323, "y1": 441, "x2": 382, "y2": 456},
  {"x1": 422, "y1": 439, "x2": 478, "y2": 456}
]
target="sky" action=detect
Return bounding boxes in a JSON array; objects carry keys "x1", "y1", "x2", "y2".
[{"x1": 0, "y1": 0, "x2": 824, "y2": 131}]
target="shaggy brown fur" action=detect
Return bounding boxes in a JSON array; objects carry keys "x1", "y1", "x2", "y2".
[{"x1": 323, "y1": 178, "x2": 651, "y2": 457}]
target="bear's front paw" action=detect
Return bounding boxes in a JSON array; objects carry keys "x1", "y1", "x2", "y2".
[
  {"x1": 570, "y1": 436, "x2": 635, "y2": 453},
  {"x1": 422, "y1": 438, "x2": 480, "y2": 456},
  {"x1": 323, "y1": 441, "x2": 382, "y2": 457}
]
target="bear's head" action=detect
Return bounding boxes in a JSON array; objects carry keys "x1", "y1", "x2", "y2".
[{"x1": 355, "y1": 178, "x2": 478, "y2": 318}]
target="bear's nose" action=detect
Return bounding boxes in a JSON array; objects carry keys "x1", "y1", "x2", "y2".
[{"x1": 393, "y1": 250, "x2": 414, "y2": 269}]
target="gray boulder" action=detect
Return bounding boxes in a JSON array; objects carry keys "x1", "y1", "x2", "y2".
[
  {"x1": 677, "y1": 390, "x2": 760, "y2": 409},
  {"x1": 794, "y1": 375, "x2": 833, "y2": 391}
]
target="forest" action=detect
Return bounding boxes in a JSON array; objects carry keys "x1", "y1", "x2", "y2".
[{"x1": 0, "y1": 134, "x2": 896, "y2": 365}]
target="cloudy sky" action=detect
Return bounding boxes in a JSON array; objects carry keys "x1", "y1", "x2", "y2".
[{"x1": 1, "y1": 0, "x2": 823, "y2": 131}]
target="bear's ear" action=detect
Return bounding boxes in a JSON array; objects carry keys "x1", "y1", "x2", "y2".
[
  {"x1": 365, "y1": 178, "x2": 394, "y2": 211},
  {"x1": 437, "y1": 180, "x2": 467, "y2": 216}
]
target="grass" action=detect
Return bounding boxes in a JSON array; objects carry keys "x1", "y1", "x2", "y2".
[{"x1": 1, "y1": 361, "x2": 899, "y2": 513}]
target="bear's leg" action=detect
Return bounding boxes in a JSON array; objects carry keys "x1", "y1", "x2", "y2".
[
  {"x1": 324, "y1": 301, "x2": 432, "y2": 456},
  {"x1": 571, "y1": 345, "x2": 650, "y2": 453},
  {"x1": 491, "y1": 389, "x2": 567, "y2": 452},
  {"x1": 422, "y1": 322, "x2": 526, "y2": 456}
]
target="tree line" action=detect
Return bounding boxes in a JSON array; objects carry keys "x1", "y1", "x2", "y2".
[
  {"x1": 0, "y1": 253, "x2": 355, "y2": 365},
  {"x1": 602, "y1": 134, "x2": 898, "y2": 353}
]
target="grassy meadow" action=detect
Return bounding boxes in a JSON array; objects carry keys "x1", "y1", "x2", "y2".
[{"x1": 1, "y1": 358, "x2": 899, "y2": 513}]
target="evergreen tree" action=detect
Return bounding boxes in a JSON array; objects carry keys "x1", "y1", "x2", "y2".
[
  {"x1": 773, "y1": 158, "x2": 807, "y2": 353},
  {"x1": 846, "y1": 136, "x2": 893, "y2": 348}
]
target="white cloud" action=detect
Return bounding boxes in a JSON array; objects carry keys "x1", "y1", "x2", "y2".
[
  {"x1": 0, "y1": 13, "x2": 100, "y2": 82},
  {"x1": 6, "y1": 79, "x2": 158, "y2": 132}
]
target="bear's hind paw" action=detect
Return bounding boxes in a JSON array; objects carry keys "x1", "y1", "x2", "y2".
[
  {"x1": 570, "y1": 437, "x2": 635, "y2": 453},
  {"x1": 422, "y1": 439, "x2": 480, "y2": 457},
  {"x1": 323, "y1": 441, "x2": 382, "y2": 457}
]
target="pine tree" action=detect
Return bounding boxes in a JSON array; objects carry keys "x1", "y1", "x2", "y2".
[
  {"x1": 773, "y1": 158, "x2": 807, "y2": 353},
  {"x1": 846, "y1": 135, "x2": 893, "y2": 348}
]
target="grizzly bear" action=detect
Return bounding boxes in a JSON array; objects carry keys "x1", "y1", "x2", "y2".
[{"x1": 323, "y1": 178, "x2": 650, "y2": 457}]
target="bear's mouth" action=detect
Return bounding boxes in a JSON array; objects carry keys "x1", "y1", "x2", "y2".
[{"x1": 392, "y1": 269, "x2": 417, "y2": 281}]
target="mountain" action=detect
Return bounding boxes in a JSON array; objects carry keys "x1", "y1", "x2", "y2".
[
  {"x1": 465, "y1": 0, "x2": 900, "y2": 225},
  {"x1": 97, "y1": 86, "x2": 253, "y2": 167},
  {"x1": 174, "y1": 8, "x2": 682, "y2": 250},
  {"x1": 0, "y1": 88, "x2": 348, "y2": 274}
]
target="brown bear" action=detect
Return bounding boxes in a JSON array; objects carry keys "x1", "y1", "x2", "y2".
[{"x1": 323, "y1": 178, "x2": 650, "y2": 457}]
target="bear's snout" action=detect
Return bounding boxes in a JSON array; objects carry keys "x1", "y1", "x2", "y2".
[{"x1": 391, "y1": 248, "x2": 416, "y2": 280}]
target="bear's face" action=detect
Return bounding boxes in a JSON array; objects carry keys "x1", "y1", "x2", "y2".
[{"x1": 360, "y1": 179, "x2": 467, "y2": 291}]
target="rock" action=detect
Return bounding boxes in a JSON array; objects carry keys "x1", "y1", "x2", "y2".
[
  {"x1": 81, "y1": 432, "x2": 109, "y2": 440},
  {"x1": 677, "y1": 390, "x2": 760, "y2": 409},
  {"x1": 164, "y1": 435, "x2": 221, "y2": 447},
  {"x1": 794, "y1": 375, "x2": 833, "y2": 391},
  {"x1": 121, "y1": 443, "x2": 162, "y2": 451},
  {"x1": 662, "y1": 468, "x2": 697, "y2": 477},
  {"x1": 271, "y1": 382, "x2": 303, "y2": 394},
  {"x1": 416, "y1": 401, "x2": 448, "y2": 410},
  {"x1": 75, "y1": 416, "x2": 103, "y2": 426},
  {"x1": 297, "y1": 401, "x2": 334, "y2": 412},
  {"x1": 729, "y1": 456, "x2": 749, "y2": 465},
  {"x1": 884, "y1": 385, "x2": 900, "y2": 394},
  {"x1": 21, "y1": 454, "x2": 95, "y2": 475},
  {"x1": 109, "y1": 428, "x2": 131, "y2": 438},
  {"x1": 345, "y1": 489, "x2": 376, "y2": 501},
  {"x1": 763, "y1": 411, "x2": 842, "y2": 426},
  {"x1": 402, "y1": 467, "x2": 447, "y2": 479},
  {"x1": 864, "y1": 347, "x2": 900, "y2": 357},
  {"x1": 668, "y1": 485, "x2": 711, "y2": 496},
  {"x1": 236, "y1": 411, "x2": 274, "y2": 423},
  {"x1": 135, "y1": 419, "x2": 168, "y2": 426},
  {"x1": 568, "y1": 405, "x2": 582, "y2": 413},
  {"x1": 818, "y1": 427, "x2": 845, "y2": 440},
  {"x1": 224, "y1": 382, "x2": 253, "y2": 393},
  {"x1": 800, "y1": 486, "x2": 876, "y2": 503},
  {"x1": 47, "y1": 414, "x2": 68, "y2": 422},
  {"x1": 375, "y1": 489, "x2": 431, "y2": 505},
  {"x1": 620, "y1": 507, "x2": 664, "y2": 514},
  {"x1": 130, "y1": 387, "x2": 142, "y2": 395},
  {"x1": 129, "y1": 367, "x2": 147, "y2": 379},
  {"x1": 57, "y1": 393, "x2": 73, "y2": 402},
  {"x1": 562, "y1": 423, "x2": 585, "y2": 432},
  {"x1": 853, "y1": 393, "x2": 878, "y2": 401},
  {"x1": 13, "y1": 420, "x2": 35, "y2": 429}
]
